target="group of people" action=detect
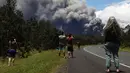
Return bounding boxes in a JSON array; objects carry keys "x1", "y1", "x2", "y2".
[
  {"x1": 4, "y1": 16, "x2": 122, "y2": 73},
  {"x1": 58, "y1": 32, "x2": 74, "y2": 58},
  {"x1": 58, "y1": 16, "x2": 122, "y2": 73}
]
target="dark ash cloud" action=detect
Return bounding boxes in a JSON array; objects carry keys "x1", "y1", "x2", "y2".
[{"x1": 0, "y1": 0, "x2": 103, "y2": 34}]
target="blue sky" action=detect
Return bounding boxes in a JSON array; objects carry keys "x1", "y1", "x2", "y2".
[{"x1": 86, "y1": 0, "x2": 122, "y2": 10}]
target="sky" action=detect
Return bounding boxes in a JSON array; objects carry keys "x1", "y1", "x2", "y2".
[
  {"x1": 86, "y1": 0, "x2": 130, "y2": 28},
  {"x1": 86, "y1": 0, "x2": 123, "y2": 10}
]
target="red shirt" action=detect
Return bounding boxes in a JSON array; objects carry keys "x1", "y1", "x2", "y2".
[{"x1": 67, "y1": 37, "x2": 73, "y2": 45}]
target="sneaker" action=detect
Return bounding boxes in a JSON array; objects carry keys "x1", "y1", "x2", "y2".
[
  {"x1": 106, "y1": 69, "x2": 110, "y2": 73},
  {"x1": 116, "y1": 69, "x2": 120, "y2": 73}
]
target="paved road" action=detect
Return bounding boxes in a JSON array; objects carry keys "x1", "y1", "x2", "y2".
[
  {"x1": 85, "y1": 45, "x2": 130, "y2": 66},
  {"x1": 68, "y1": 45, "x2": 130, "y2": 73}
]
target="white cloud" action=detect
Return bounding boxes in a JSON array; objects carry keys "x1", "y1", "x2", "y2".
[{"x1": 96, "y1": 0, "x2": 130, "y2": 28}]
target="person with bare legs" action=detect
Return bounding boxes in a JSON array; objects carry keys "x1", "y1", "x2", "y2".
[
  {"x1": 7, "y1": 38, "x2": 17, "y2": 66},
  {"x1": 66, "y1": 34, "x2": 74, "y2": 58},
  {"x1": 58, "y1": 32, "x2": 66, "y2": 58}
]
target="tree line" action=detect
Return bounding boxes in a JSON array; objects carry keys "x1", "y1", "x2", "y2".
[
  {"x1": 0, "y1": 0, "x2": 59, "y2": 58},
  {"x1": 74, "y1": 30, "x2": 130, "y2": 47}
]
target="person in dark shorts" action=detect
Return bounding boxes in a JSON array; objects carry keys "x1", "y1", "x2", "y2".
[
  {"x1": 103, "y1": 16, "x2": 122, "y2": 73},
  {"x1": 66, "y1": 34, "x2": 74, "y2": 58},
  {"x1": 7, "y1": 48, "x2": 16, "y2": 66},
  {"x1": 7, "y1": 38, "x2": 17, "y2": 66}
]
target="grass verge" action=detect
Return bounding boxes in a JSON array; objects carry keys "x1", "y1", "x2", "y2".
[
  {"x1": 120, "y1": 47, "x2": 130, "y2": 52},
  {"x1": 0, "y1": 50, "x2": 66, "y2": 73},
  {"x1": 83, "y1": 45, "x2": 130, "y2": 52}
]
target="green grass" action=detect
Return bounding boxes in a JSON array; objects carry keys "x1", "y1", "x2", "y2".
[
  {"x1": 120, "y1": 47, "x2": 130, "y2": 52},
  {"x1": 0, "y1": 50, "x2": 66, "y2": 73},
  {"x1": 83, "y1": 45, "x2": 130, "y2": 52}
]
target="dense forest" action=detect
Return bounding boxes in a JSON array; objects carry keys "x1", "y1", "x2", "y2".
[
  {"x1": 0, "y1": 0, "x2": 130, "y2": 58},
  {"x1": 0, "y1": 0, "x2": 59, "y2": 58}
]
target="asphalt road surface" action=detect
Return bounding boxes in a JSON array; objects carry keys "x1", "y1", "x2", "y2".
[{"x1": 68, "y1": 45, "x2": 130, "y2": 73}]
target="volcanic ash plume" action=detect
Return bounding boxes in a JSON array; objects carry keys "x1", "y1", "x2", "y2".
[
  {"x1": 84, "y1": 18, "x2": 104, "y2": 35},
  {"x1": 0, "y1": 0, "x2": 104, "y2": 34},
  {"x1": 0, "y1": 0, "x2": 6, "y2": 6}
]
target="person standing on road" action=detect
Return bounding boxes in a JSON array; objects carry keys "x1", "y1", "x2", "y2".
[
  {"x1": 66, "y1": 34, "x2": 74, "y2": 58},
  {"x1": 103, "y1": 16, "x2": 122, "y2": 73},
  {"x1": 58, "y1": 32, "x2": 66, "y2": 58},
  {"x1": 77, "y1": 42, "x2": 81, "y2": 50}
]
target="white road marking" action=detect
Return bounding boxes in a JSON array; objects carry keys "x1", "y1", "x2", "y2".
[{"x1": 83, "y1": 48, "x2": 130, "y2": 68}]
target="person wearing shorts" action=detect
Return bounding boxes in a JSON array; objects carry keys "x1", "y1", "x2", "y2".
[
  {"x1": 58, "y1": 32, "x2": 66, "y2": 57},
  {"x1": 7, "y1": 38, "x2": 17, "y2": 66},
  {"x1": 7, "y1": 48, "x2": 16, "y2": 66},
  {"x1": 66, "y1": 34, "x2": 74, "y2": 58},
  {"x1": 58, "y1": 42, "x2": 65, "y2": 57}
]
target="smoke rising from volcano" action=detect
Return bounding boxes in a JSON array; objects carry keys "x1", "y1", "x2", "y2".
[
  {"x1": 0, "y1": 0, "x2": 103, "y2": 34},
  {"x1": 0, "y1": 0, "x2": 6, "y2": 6}
]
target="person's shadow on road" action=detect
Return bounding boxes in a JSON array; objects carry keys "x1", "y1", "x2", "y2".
[
  {"x1": 109, "y1": 70, "x2": 126, "y2": 73},
  {"x1": 72, "y1": 56, "x2": 76, "y2": 58},
  {"x1": 67, "y1": 57, "x2": 76, "y2": 59}
]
